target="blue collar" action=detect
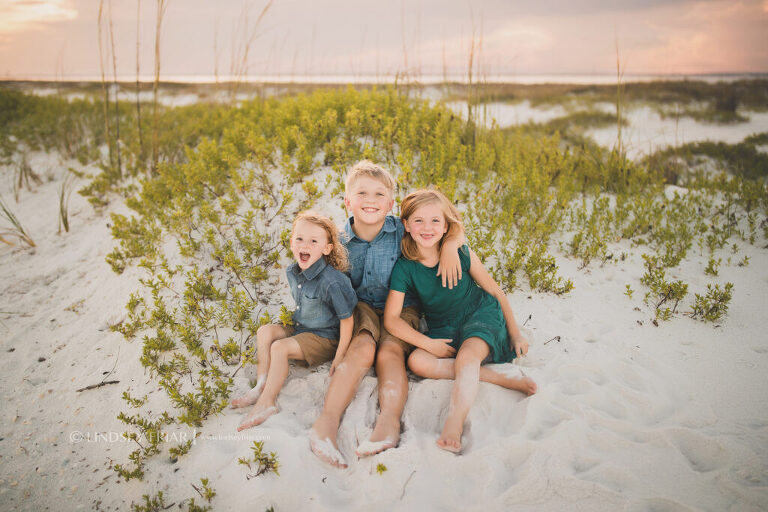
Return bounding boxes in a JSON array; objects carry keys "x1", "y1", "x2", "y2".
[
  {"x1": 343, "y1": 215, "x2": 396, "y2": 243},
  {"x1": 288, "y1": 256, "x2": 328, "y2": 280}
]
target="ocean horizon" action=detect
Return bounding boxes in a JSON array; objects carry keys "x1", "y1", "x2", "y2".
[{"x1": 3, "y1": 72, "x2": 767, "y2": 85}]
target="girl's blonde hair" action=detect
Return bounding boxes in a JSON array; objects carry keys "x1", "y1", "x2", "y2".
[
  {"x1": 400, "y1": 189, "x2": 463, "y2": 262},
  {"x1": 292, "y1": 211, "x2": 349, "y2": 272}
]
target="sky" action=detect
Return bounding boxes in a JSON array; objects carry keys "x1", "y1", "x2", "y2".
[{"x1": 0, "y1": 0, "x2": 766, "y2": 80}]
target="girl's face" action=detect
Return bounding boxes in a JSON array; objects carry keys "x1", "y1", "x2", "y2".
[
  {"x1": 290, "y1": 219, "x2": 333, "y2": 270},
  {"x1": 404, "y1": 202, "x2": 448, "y2": 251}
]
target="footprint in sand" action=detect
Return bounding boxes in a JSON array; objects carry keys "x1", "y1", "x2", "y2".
[
  {"x1": 626, "y1": 497, "x2": 698, "y2": 512},
  {"x1": 665, "y1": 428, "x2": 729, "y2": 473},
  {"x1": 571, "y1": 456, "x2": 600, "y2": 474},
  {"x1": 525, "y1": 406, "x2": 570, "y2": 441}
]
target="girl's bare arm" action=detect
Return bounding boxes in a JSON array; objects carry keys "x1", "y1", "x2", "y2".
[
  {"x1": 383, "y1": 290, "x2": 455, "y2": 358},
  {"x1": 467, "y1": 249, "x2": 529, "y2": 357}
]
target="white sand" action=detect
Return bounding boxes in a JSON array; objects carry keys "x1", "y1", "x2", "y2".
[{"x1": 1, "y1": 151, "x2": 767, "y2": 511}]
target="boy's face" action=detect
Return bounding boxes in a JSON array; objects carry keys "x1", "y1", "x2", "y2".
[
  {"x1": 290, "y1": 219, "x2": 332, "y2": 270},
  {"x1": 344, "y1": 176, "x2": 394, "y2": 226}
]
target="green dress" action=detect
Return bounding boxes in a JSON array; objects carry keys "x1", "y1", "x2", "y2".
[{"x1": 389, "y1": 245, "x2": 515, "y2": 363}]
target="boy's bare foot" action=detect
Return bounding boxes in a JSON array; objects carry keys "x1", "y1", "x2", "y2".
[
  {"x1": 231, "y1": 376, "x2": 266, "y2": 409},
  {"x1": 356, "y1": 416, "x2": 400, "y2": 457},
  {"x1": 436, "y1": 417, "x2": 464, "y2": 453},
  {"x1": 310, "y1": 416, "x2": 346, "y2": 468},
  {"x1": 237, "y1": 404, "x2": 278, "y2": 431}
]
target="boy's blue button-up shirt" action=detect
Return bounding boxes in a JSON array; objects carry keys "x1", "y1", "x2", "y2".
[
  {"x1": 342, "y1": 215, "x2": 418, "y2": 310},
  {"x1": 286, "y1": 257, "x2": 357, "y2": 341}
]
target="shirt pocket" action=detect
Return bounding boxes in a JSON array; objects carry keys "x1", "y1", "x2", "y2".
[{"x1": 298, "y1": 295, "x2": 327, "y2": 328}]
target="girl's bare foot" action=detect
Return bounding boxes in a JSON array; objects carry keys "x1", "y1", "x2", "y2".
[
  {"x1": 356, "y1": 416, "x2": 400, "y2": 457},
  {"x1": 310, "y1": 416, "x2": 346, "y2": 468},
  {"x1": 231, "y1": 376, "x2": 266, "y2": 409},
  {"x1": 237, "y1": 403, "x2": 278, "y2": 431},
  {"x1": 508, "y1": 376, "x2": 537, "y2": 396},
  {"x1": 436, "y1": 416, "x2": 464, "y2": 453}
]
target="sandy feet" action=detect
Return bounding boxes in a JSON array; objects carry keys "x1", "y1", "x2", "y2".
[
  {"x1": 310, "y1": 416, "x2": 347, "y2": 468},
  {"x1": 237, "y1": 403, "x2": 278, "y2": 431},
  {"x1": 437, "y1": 417, "x2": 464, "y2": 453},
  {"x1": 231, "y1": 376, "x2": 266, "y2": 409},
  {"x1": 356, "y1": 416, "x2": 400, "y2": 457},
  {"x1": 509, "y1": 376, "x2": 538, "y2": 396}
]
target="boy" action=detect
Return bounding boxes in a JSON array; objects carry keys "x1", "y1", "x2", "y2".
[{"x1": 309, "y1": 160, "x2": 463, "y2": 467}]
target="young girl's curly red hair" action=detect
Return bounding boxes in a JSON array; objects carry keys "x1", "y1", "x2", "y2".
[{"x1": 292, "y1": 211, "x2": 349, "y2": 272}]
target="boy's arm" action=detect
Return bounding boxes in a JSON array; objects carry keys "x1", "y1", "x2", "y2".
[
  {"x1": 329, "y1": 316, "x2": 354, "y2": 376},
  {"x1": 436, "y1": 225, "x2": 466, "y2": 289},
  {"x1": 383, "y1": 290, "x2": 455, "y2": 358},
  {"x1": 467, "y1": 249, "x2": 529, "y2": 357}
]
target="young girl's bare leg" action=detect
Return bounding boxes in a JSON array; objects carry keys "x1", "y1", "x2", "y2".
[
  {"x1": 238, "y1": 337, "x2": 304, "y2": 431},
  {"x1": 408, "y1": 348, "x2": 537, "y2": 395},
  {"x1": 356, "y1": 340, "x2": 407, "y2": 457},
  {"x1": 232, "y1": 324, "x2": 292, "y2": 408},
  {"x1": 310, "y1": 332, "x2": 375, "y2": 468},
  {"x1": 437, "y1": 337, "x2": 488, "y2": 453}
]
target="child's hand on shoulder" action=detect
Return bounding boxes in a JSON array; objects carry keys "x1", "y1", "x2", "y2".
[
  {"x1": 426, "y1": 338, "x2": 456, "y2": 358},
  {"x1": 437, "y1": 239, "x2": 462, "y2": 289}
]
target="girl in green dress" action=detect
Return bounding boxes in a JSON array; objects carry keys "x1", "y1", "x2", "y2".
[{"x1": 383, "y1": 189, "x2": 537, "y2": 453}]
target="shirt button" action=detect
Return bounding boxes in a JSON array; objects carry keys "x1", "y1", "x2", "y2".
[
  {"x1": 298, "y1": 284, "x2": 301, "y2": 288},
  {"x1": 367, "y1": 271, "x2": 371, "y2": 275}
]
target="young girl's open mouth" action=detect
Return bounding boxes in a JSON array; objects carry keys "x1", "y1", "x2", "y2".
[{"x1": 299, "y1": 251, "x2": 311, "y2": 263}]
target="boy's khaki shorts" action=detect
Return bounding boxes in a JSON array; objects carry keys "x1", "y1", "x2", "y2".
[
  {"x1": 285, "y1": 326, "x2": 338, "y2": 367},
  {"x1": 352, "y1": 301, "x2": 420, "y2": 355}
]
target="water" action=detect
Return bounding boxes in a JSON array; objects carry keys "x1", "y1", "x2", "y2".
[{"x1": 6, "y1": 73, "x2": 767, "y2": 85}]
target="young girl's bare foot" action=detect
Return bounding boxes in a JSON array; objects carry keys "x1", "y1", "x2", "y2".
[
  {"x1": 310, "y1": 416, "x2": 346, "y2": 468},
  {"x1": 231, "y1": 376, "x2": 266, "y2": 409},
  {"x1": 237, "y1": 403, "x2": 278, "y2": 431},
  {"x1": 356, "y1": 416, "x2": 399, "y2": 457},
  {"x1": 507, "y1": 376, "x2": 537, "y2": 396},
  {"x1": 436, "y1": 416, "x2": 464, "y2": 453}
]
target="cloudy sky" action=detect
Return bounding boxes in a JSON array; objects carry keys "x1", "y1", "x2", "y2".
[{"x1": 0, "y1": 0, "x2": 766, "y2": 80}]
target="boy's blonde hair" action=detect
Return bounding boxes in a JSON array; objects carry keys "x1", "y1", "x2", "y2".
[
  {"x1": 345, "y1": 160, "x2": 396, "y2": 195},
  {"x1": 400, "y1": 189, "x2": 464, "y2": 262},
  {"x1": 293, "y1": 211, "x2": 349, "y2": 272}
]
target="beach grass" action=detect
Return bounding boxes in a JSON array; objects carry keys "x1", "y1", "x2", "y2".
[{"x1": 1, "y1": 81, "x2": 766, "y2": 487}]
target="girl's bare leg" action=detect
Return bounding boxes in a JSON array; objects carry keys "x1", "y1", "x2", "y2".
[
  {"x1": 310, "y1": 332, "x2": 375, "y2": 468},
  {"x1": 231, "y1": 324, "x2": 292, "y2": 408},
  {"x1": 408, "y1": 348, "x2": 537, "y2": 395},
  {"x1": 238, "y1": 337, "x2": 304, "y2": 431},
  {"x1": 436, "y1": 337, "x2": 488, "y2": 452},
  {"x1": 357, "y1": 340, "x2": 407, "y2": 457}
]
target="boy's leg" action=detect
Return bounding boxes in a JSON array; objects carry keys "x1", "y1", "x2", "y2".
[
  {"x1": 437, "y1": 337, "x2": 488, "y2": 453},
  {"x1": 232, "y1": 324, "x2": 292, "y2": 408},
  {"x1": 357, "y1": 306, "x2": 419, "y2": 457},
  {"x1": 408, "y1": 348, "x2": 537, "y2": 395},
  {"x1": 356, "y1": 339, "x2": 407, "y2": 457},
  {"x1": 310, "y1": 331, "x2": 376, "y2": 468},
  {"x1": 238, "y1": 337, "x2": 304, "y2": 431}
]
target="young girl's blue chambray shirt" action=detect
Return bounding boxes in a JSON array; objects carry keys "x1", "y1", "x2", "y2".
[
  {"x1": 286, "y1": 257, "x2": 358, "y2": 341},
  {"x1": 342, "y1": 215, "x2": 418, "y2": 311}
]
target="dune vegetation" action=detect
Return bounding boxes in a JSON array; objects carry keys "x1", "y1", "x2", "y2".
[{"x1": 1, "y1": 81, "x2": 766, "y2": 502}]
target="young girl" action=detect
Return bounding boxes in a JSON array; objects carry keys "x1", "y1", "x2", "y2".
[
  {"x1": 232, "y1": 211, "x2": 358, "y2": 431},
  {"x1": 383, "y1": 189, "x2": 537, "y2": 452}
]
